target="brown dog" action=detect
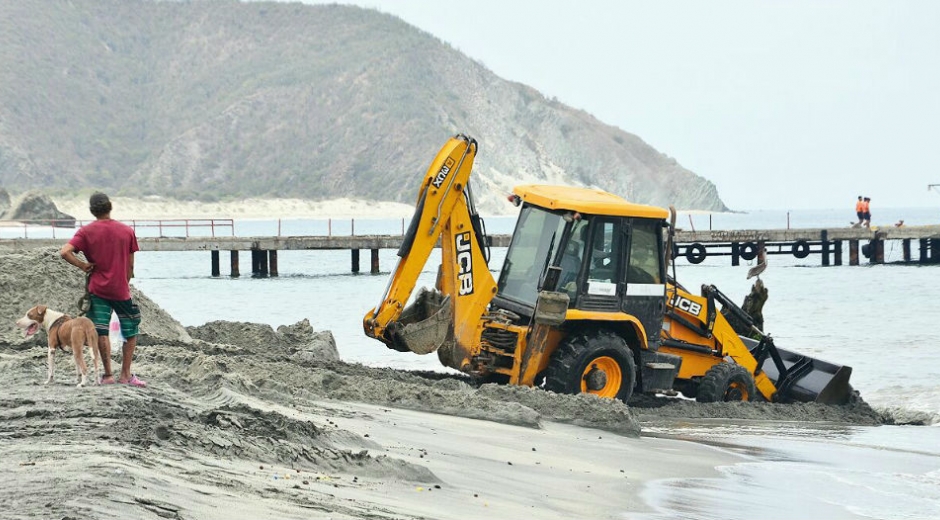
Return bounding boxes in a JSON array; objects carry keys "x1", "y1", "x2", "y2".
[{"x1": 15, "y1": 305, "x2": 101, "y2": 387}]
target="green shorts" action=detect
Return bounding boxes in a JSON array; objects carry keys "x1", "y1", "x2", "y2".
[{"x1": 89, "y1": 295, "x2": 141, "y2": 339}]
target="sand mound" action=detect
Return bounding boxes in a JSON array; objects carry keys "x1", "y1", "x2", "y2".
[
  {"x1": 187, "y1": 319, "x2": 340, "y2": 362},
  {"x1": 628, "y1": 392, "x2": 883, "y2": 426},
  {"x1": 143, "y1": 323, "x2": 640, "y2": 435},
  {"x1": 1, "y1": 247, "x2": 190, "y2": 344}
]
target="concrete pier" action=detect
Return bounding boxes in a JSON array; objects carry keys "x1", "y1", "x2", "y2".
[{"x1": 5, "y1": 224, "x2": 939, "y2": 275}]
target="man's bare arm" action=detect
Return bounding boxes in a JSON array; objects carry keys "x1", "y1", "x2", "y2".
[
  {"x1": 127, "y1": 252, "x2": 135, "y2": 281},
  {"x1": 60, "y1": 243, "x2": 94, "y2": 273}
]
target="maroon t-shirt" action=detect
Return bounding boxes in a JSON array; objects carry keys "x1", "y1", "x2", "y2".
[{"x1": 68, "y1": 219, "x2": 140, "y2": 301}]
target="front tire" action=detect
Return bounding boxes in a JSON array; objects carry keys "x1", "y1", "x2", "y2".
[
  {"x1": 696, "y1": 363, "x2": 756, "y2": 402},
  {"x1": 544, "y1": 331, "x2": 637, "y2": 402}
]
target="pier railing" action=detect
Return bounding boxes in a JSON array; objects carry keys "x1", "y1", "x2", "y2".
[
  {"x1": 0, "y1": 217, "x2": 412, "y2": 239},
  {"x1": 0, "y1": 218, "x2": 235, "y2": 239}
]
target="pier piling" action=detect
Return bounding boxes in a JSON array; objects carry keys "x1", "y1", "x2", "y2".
[
  {"x1": 371, "y1": 249, "x2": 380, "y2": 274},
  {"x1": 872, "y1": 238, "x2": 885, "y2": 264},
  {"x1": 211, "y1": 251, "x2": 220, "y2": 277},
  {"x1": 259, "y1": 250, "x2": 268, "y2": 276},
  {"x1": 352, "y1": 249, "x2": 360, "y2": 273},
  {"x1": 231, "y1": 251, "x2": 240, "y2": 277},
  {"x1": 269, "y1": 250, "x2": 278, "y2": 277},
  {"x1": 251, "y1": 250, "x2": 270, "y2": 277}
]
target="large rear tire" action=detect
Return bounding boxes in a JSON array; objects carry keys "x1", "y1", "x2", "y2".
[
  {"x1": 696, "y1": 363, "x2": 756, "y2": 402},
  {"x1": 544, "y1": 331, "x2": 637, "y2": 402}
]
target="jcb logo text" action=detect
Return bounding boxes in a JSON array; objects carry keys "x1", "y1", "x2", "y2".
[
  {"x1": 669, "y1": 295, "x2": 702, "y2": 317},
  {"x1": 456, "y1": 232, "x2": 474, "y2": 295},
  {"x1": 432, "y1": 157, "x2": 456, "y2": 188}
]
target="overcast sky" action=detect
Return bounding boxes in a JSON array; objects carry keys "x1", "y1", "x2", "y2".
[{"x1": 284, "y1": 0, "x2": 939, "y2": 210}]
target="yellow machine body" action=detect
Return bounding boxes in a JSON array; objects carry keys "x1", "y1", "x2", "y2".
[{"x1": 364, "y1": 135, "x2": 853, "y2": 404}]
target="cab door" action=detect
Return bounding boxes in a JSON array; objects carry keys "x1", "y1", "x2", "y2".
[
  {"x1": 621, "y1": 218, "x2": 667, "y2": 349},
  {"x1": 578, "y1": 218, "x2": 623, "y2": 312}
]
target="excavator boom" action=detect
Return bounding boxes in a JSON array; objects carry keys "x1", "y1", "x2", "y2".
[{"x1": 363, "y1": 135, "x2": 496, "y2": 359}]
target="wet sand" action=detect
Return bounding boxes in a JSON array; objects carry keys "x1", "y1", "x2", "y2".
[{"x1": 0, "y1": 248, "x2": 886, "y2": 519}]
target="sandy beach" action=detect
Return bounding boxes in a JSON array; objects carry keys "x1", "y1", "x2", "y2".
[
  {"x1": 48, "y1": 194, "x2": 719, "y2": 222},
  {"x1": 0, "y1": 246, "x2": 894, "y2": 519},
  {"x1": 51, "y1": 195, "x2": 455, "y2": 221}
]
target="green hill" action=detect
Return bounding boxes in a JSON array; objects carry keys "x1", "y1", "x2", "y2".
[{"x1": 0, "y1": 0, "x2": 728, "y2": 213}]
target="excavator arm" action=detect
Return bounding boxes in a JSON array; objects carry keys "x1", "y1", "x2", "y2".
[
  {"x1": 661, "y1": 282, "x2": 852, "y2": 404},
  {"x1": 363, "y1": 135, "x2": 497, "y2": 361},
  {"x1": 661, "y1": 283, "x2": 779, "y2": 400}
]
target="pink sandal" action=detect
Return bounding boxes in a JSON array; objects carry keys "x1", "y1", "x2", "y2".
[{"x1": 119, "y1": 375, "x2": 147, "y2": 388}]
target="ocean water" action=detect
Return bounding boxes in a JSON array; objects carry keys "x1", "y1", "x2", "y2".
[{"x1": 6, "y1": 206, "x2": 940, "y2": 518}]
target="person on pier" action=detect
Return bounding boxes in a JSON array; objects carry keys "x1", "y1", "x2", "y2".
[
  {"x1": 853, "y1": 196, "x2": 865, "y2": 227},
  {"x1": 862, "y1": 197, "x2": 872, "y2": 228}
]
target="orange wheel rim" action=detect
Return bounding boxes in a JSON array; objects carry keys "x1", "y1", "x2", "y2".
[
  {"x1": 726, "y1": 381, "x2": 750, "y2": 401},
  {"x1": 581, "y1": 356, "x2": 622, "y2": 399}
]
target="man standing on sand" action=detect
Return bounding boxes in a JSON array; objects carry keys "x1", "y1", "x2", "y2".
[{"x1": 60, "y1": 192, "x2": 147, "y2": 387}]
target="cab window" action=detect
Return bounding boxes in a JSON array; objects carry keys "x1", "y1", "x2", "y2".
[
  {"x1": 627, "y1": 220, "x2": 662, "y2": 284},
  {"x1": 587, "y1": 220, "x2": 619, "y2": 283},
  {"x1": 497, "y1": 206, "x2": 567, "y2": 307},
  {"x1": 557, "y1": 218, "x2": 590, "y2": 294}
]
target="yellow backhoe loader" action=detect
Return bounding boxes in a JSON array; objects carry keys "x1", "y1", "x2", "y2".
[{"x1": 363, "y1": 135, "x2": 853, "y2": 404}]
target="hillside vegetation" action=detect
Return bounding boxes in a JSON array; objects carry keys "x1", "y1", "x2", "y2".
[{"x1": 0, "y1": 0, "x2": 728, "y2": 213}]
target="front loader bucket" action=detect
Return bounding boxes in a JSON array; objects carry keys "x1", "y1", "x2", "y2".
[
  {"x1": 743, "y1": 337, "x2": 854, "y2": 404},
  {"x1": 387, "y1": 289, "x2": 452, "y2": 355},
  {"x1": 763, "y1": 346, "x2": 853, "y2": 404}
]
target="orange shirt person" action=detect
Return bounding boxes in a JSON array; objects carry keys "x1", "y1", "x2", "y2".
[
  {"x1": 854, "y1": 196, "x2": 864, "y2": 226},
  {"x1": 861, "y1": 197, "x2": 871, "y2": 228}
]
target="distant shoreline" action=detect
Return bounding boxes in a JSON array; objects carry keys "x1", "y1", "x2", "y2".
[
  {"x1": 52, "y1": 195, "x2": 423, "y2": 221},
  {"x1": 52, "y1": 195, "x2": 729, "y2": 221}
]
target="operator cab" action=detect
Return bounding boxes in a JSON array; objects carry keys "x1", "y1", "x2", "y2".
[{"x1": 493, "y1": 200, "x2": 668, "y2": 347}]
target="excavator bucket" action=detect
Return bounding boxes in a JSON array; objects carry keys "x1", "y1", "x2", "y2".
[
  {"x1": 387, "y1": 289, "x2": 452, "y2": 355},
  {"x1": 743, "y1": 337, "x2": 854, "y2": 404}
]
